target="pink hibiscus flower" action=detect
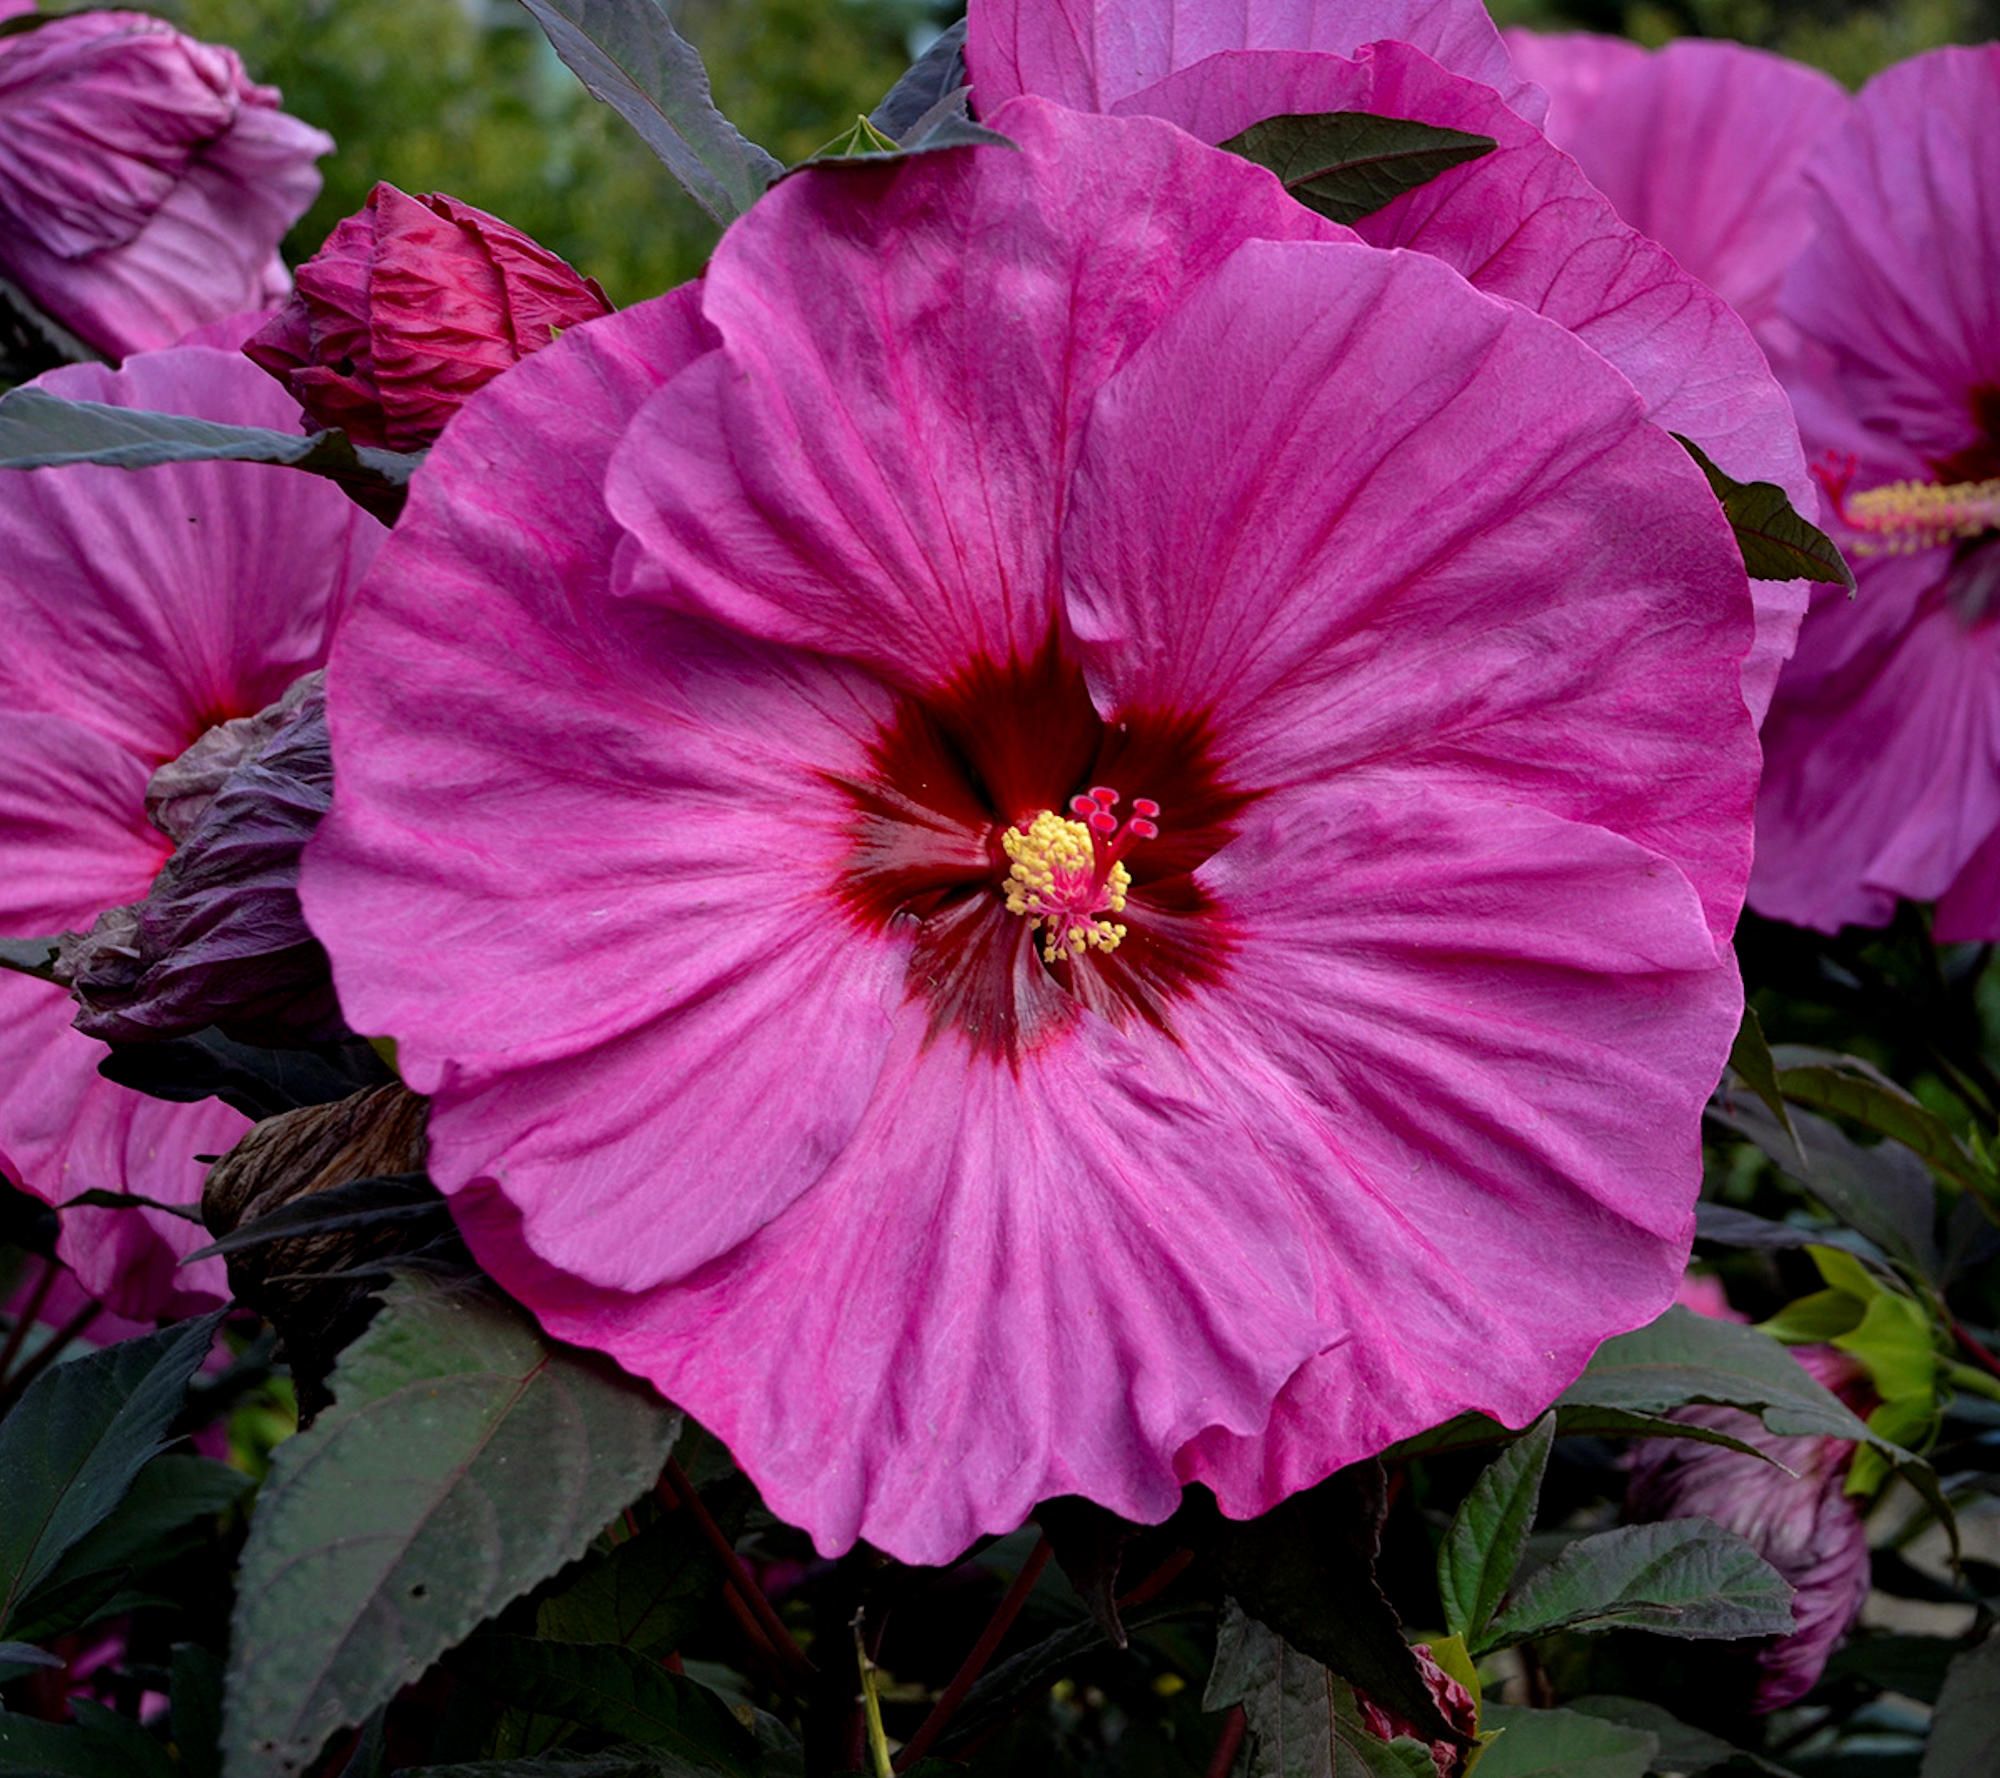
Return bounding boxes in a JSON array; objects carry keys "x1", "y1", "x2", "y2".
[
  {"x1": 302, "y1": 100, "x2": 1757, "y2": 1563},
  {"x1": 966, "y1": 2, "x2": 1816, "y2": 723},
  {"x1": 0, "y1": 340, "x2": 381, "y2": 1319},
  {"x1": 0, "y1": 8, "x2": 330, "y2": 357},
  {"x1": 1502, "y1": 32, "x2": 1847, "y2": 355},
  {"x1": 1751, "y1": 46, "x2": 2000, "y2": 937}
]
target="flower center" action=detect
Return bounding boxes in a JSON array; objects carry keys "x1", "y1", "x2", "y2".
[
  {"x1": 1815, "y1": 451, "x2": 2000, "y2": 555},
  {"x1": 1000, "y1": 788, "x2": 1160, "y2": 965}
]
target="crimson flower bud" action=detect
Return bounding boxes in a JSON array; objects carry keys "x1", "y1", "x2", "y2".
[
  {"x1": 244, "y1": 182, "x2": 611, "y2": 451},
  {"x1": 1356, "y1": 1645, "x2": 1480, "y2": 1778}
]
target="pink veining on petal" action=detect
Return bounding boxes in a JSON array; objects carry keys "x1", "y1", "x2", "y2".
[{"x1": 306, "y1": 106, "x2": 1756, "y2": 1560}]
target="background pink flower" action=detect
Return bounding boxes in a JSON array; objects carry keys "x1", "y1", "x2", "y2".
[
  {"x1": 1503, "y1": 32, "x2": 1847, "y2": 355},
  {"x1": 1752, "y1": 46, "x2": 2000, "y2": 937},
  {"x1": 304, "y1": 100, "x2": 1756, "y2": 1563},
  {"x1": 966, "y1": 0, "x2": 1545, "y2": 121},
  {"x1": 0, "y1": 341, "x2": 381, "y2": 1318},
  {"x1": 1053, "y1": 34, "x2": 1813, "y2": 725},
  {"x1": 0, "y1": 9, "x2": 330, "y2": 356}
]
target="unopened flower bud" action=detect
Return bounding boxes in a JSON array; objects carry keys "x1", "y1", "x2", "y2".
[{"x1": 244, "y1": 182, "x2": 612, "y2": 450}]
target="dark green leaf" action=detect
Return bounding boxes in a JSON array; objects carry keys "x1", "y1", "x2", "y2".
[
  {"x1": 1480, "y1": 1521, "x2": 1794, "y2": 1654},
  {"x1": 1478, "y1": 1707, "x2": 1656, "y2": 1778},
  {"x1": 62, "y1": 1189, "x2": 207, "y2": 1224},
  {"x1": 1710, "y1": 1096, "x2": 1939, "y2": 1279},
  {"x1": 0, "y1": 1640, "x2": 62, "y2": 1669},
  {"x1": 0, "y1": 936, "x2": 59, "y2": 981},
  {"x1": 1221, "y1": 110, "x2": 1496, "y2": 224},
  {"x1": 869, "y1": 18, "x2": 967, "y2": 138},
  {"x1": 0, "y1": 1312, "x2": 222, "y2": 1632},
  {"x1": 220, "y1": 1277, "x2": 681, "y2": 1778},
  {"x1": 183, "y1": 1172, "x2": 445, "y2": 1264},
  {"x1": 1823, "y1": 1634, "x2": 1961, "y2": 1706},
  {"x1": 1036, "y1": 1496, "x2": 1138, "y2": 1648},
  {"x1": 1771, "y1": 1051, "x2": 1983, "y2": 1193},
  {"x1": 443, "y1": 1638, "x2": 758, "y2": 1775},
  {"x1": 63, "y1": 1705, "x2": 175, "y2": 1778},
  {"x1": 1206, "y1": 1605, "x2": 1440, "y2": 1778},
  {"x1": 172, "y1": 1644, "x2": 227, "y2": 1778},
  {"x1": 1438, "y1": 1414, "x2": 1553, "y2": 1645},
  {"x1": 1568, "y1": 1695, "x2": 1796, "y2": 1776},
  {"x1": 98, "y1": 1028, "x2": 394, "y2": 1121},
  {"x1": 1388, "y1": 1404, "x2": 1774, "y2": 1464},
  {"x1": 536, "y1": 1508, "x2": 717, "y2": 1657},
  {"x1": 1205, "y1": 1463, "x2": 1456, "y2": 1743},
  {"x1": 1674, "y1": 435, "x2": 1854, "y2": 587},
  {"x1": 10, "y1": 1454, "x2": 252, "y2": 1639},
  {"x1": 0, "y1": 1713, "x2": 169, "y2": 1778},
  {"x1": 515, "y1": 0, "x2": 780, "y2": 222},
  {"x1": 0, "y1": 390, "x2": 417, "y2": 513},
  {"x1": 1562, "y1": 1306, "x2": 1951, "y2": 1534},
  {"x1": 399, "y1": 1758, "x2": 728, "y2": 1778},
  {"x1": 1922, "y1": 1630, "x2": 2000, "y2": 1778},
  {"x1": 1726, "y1": 1008, "x2": 1802, "y2": 1161}
]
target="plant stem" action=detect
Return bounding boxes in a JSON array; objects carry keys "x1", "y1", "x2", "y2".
[
  {"x1": 1205, "y1": 1706, "x2": 1246, "y2": 1778},
  {"x1": 1950, "y1": 1312, "x2": 2000, "y2": 1382},
  {"x1": 0, "y1": 1300, "x2": 98, "y2": 1412},
  {"x1": 893, "y1": 1535, "x2": 1053, "y2": 1770},
  {"x1": 0, "y1": 1254, "x2": 58, "y2": 1393},
  {"x1": 855, "y1": 1610, "x2": 894, "y2": 1778},
  {"x1": 656, "y1": 1458, "x2": 815, "y2": 1687}
]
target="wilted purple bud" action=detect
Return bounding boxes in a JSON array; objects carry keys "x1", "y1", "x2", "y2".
[
  {"x1": 56, "y1": 672, "x2": 342, "y2": 1045},
  {"x1": 1626, "y1": 1345, "x2": 1872, "y2": 1712}
]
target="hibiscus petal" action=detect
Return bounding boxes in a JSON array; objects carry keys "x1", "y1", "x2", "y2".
[
  {"x1": 0, "y1": 713, "x2": 164, "y2": 929},
  {"x1": 0, "y1": 976, "x2": 234, "y2": 1319},
  {"x1": 965, "y1": 0, "x2": 1539, "y2": 120},
  {"x1": 1114, "y1": 41, "x2": 1813, "y2": 723},
  {"x1": 1506, "y1": 35, "x2": 1845, "y2": 344},
  {"x1": 1754, "y1": 599, "x2": 2000, "y2": 934},
  {"x1": 0, "y1": 346, "x2": 376, "y2": 763},
  {"x1": 453, "y1": 1003, "x2": 1336, "y2": 1565},
  {"x1": 305, "y1": 293, "x2": 921, "y2": 1289},
  {"x1": 1172, "y1": 783, "x2": 1733, "y2": 1509},
  {"x1": 1781, "y1": 46, "x2": 2000, "y2": 459},
  {"x1": 1063, "y1": 235, "x2": 1758, "y2": 934},
  {"x1": 604, "y1": 98, "x2": 1336, "y2": 688}
]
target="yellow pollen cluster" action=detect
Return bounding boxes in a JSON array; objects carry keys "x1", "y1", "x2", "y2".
[
  {"x1": 1001, "y1": 810, "x2": 1132, "y2": 965},
  {"x1": 1842, "y1": 476, "x2": 2000, "y2": 554}
]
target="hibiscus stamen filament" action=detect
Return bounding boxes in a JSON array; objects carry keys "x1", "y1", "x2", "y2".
[
  {"x1": 1003, "y1": 796, "x2": 1162, "y2": 965},
  {"x1": 1814, "y1": 450, "x2": 2000, "y2": 554}
]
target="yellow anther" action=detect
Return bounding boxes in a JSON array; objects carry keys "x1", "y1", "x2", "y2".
[
  {"x1": 1841, "y1": 476, "x2": 2000, "y2": 554},
  {"x1": 1000, "y1": 811, "x2": 1134, "y2": 965}
]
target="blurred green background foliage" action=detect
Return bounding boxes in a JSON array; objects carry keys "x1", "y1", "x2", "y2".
[{"x1": 137, "y1": 0, "x2": 2000, "y2": 305}]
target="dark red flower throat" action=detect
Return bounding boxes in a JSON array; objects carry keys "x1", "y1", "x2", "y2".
[{"x1": 833, "y1": 637, "x2": 1251, "y2": 1057}]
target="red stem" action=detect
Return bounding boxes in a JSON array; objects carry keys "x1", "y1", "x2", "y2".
[
  {"x1": 657, "y1": 1459, "x2": 815, "y2": 1687},
  {"x1": 0, "y1": 1300, "x2": 99, "y2": 1410},
  {"x1": 1206, "y1": 1706, "x2": 1246, "y2": 1778},
  {"x1": 0, "y1": 1255, "x2": 59, "y2": 1392},
  {"x1": 894, "y1": 1536, "x2": 1053, "y2": 1770},
  {"x1": 1116, "y1": 1546, "x2": 1194, "y2": 1614},
  {"x1": 1951, "y1": 1313, "x2": 2000, "y2": 1382}
]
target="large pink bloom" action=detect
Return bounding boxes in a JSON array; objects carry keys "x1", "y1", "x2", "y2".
[
  {"x1": 968, "y1": 6, "x2": 1814, "y2": 723},
  {"x1": 1502, "y1": 32, "x2": 1847, "y2": 354},
  {"x1": 1752, "y1": 47, "x2": 2000, "y2": 937},
  {"x1": 0, "y1": 9, "x2": 330, "y2": 357},
  {"x1": 0, "y1": 342, "x2": 381, "y2": 1318},
  {"x1": 303, "y1": 100, "x2": 1757, "y2": 1562}
]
